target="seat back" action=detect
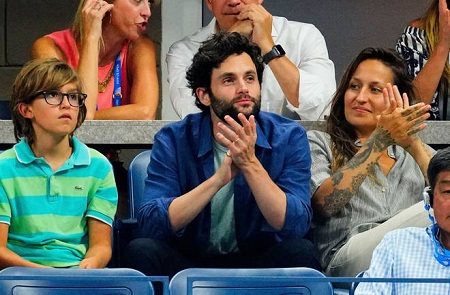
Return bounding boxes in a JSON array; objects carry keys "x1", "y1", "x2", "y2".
[
  {"x1": 350, "y1": 271, "x2": 365, "y2": 295},
  {"x1": 0, "y1": 267, "x2": 154, "y2": 294},
  {"x1": 112, "y1": 149, "x2": 152, "y2": 267},
  {"x1": 169, "y1": 267, "x2": 334, "y2": 295},
  {"x1": 128, "y1": 149, "x2": 152, "y2": 219}
]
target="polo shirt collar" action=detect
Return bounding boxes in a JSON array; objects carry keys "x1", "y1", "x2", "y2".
[{"x1": 14, "y1": 136, "x2": 91, "y2": 167}]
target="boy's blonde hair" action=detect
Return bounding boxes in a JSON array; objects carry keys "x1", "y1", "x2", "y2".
[{"x1": 11, "y1": 58, "x2": 87, "y2": 144}]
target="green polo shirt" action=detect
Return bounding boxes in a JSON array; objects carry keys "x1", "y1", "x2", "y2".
[{"x1": 0, "y1": 137, "x2": 117, "y2": 267}]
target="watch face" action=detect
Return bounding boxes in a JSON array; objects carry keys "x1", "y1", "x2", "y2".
[
  {"x1": 263, "y1": 44, "x2": 286, "y2": 64},
  {"x1": 275, "y1": 45, "x2": 285, "y2": 55}
]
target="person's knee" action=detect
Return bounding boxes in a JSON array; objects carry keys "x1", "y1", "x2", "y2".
[
  {"x1": 271, "y1": 238, "x2": 321, "y2": 270},
  {"x1": 122, "y1": 238, "x2": 167, "y2": 273},
  {"x1": 123, "y1": 238, "x2": 160, "y2": 263},
  {"x1": 282, "y1": 238, "x2": 318, "y2": 256},
  {"x1": 128, "y1": 238, "x2": 169, "y2": 255}
]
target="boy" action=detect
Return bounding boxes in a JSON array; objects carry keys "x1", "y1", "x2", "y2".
[{"x1": 0, "y1": 58, "x2": 117, "y2": 269}]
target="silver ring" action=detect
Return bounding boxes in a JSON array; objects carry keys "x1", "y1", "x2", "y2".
[
  {"x1": 226, "y1": 151, "x2": 231, "y2": 157},
  {"x1": 233, "y1": 138, "x2": 240, "y2": 143}
]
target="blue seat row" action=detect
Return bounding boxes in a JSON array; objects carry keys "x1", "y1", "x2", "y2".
[
  {"x1": 109, "y1": 151, "x2": 356, "y2": 295},
  {"x1": 4, "y1": 265, "x2": 450, "y2": 294},
  {"x1": 0, "y1": 266, "x2": 338, "y2": 295},
  {"x1": 0, "y1": 267, "x2": 165, "y2": 294}
]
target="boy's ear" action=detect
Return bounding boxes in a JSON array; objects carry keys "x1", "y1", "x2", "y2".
[
  {"x1": 196, "y1": 87, "x2": 211, "y2": 107},
  {"x1": 17, "y1": 103, "x2": 34, "y2": 119}
]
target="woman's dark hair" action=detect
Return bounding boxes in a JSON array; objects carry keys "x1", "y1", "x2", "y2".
[
  {"x1": 327, "y1": 47, "x2": 416, "y2": 172},
  {"x1": 186, "y1": 31, "x2": 264, "y2": 111}
]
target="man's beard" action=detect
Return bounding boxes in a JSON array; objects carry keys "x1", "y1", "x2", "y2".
[{"x1": 209, "y1": 91, "x2": 261, "y2": 123}]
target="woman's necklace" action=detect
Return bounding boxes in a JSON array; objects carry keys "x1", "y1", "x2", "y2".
[{"x1": 98, "y1": 63, "x2": 115, "y2": 93}]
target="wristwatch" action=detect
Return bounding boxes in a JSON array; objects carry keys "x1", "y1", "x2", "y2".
[{"x1": 262, "y1": 44, "x2": 286, "y2": 64}]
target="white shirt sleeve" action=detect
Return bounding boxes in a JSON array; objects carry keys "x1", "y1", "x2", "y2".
[{"x1": 166, "y1": 39, "x2": 202, "y2": 119}]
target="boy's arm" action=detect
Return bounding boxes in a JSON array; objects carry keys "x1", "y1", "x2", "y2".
[
  {"x1": 78, "y1": 218, "x2": 112, "y2": 269},
  {"x1": 0, "y1": 223, "x2": 49, "y2": 269}
]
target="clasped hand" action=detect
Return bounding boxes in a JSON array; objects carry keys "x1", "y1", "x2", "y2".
[
  {"x1": 229, "y1": 0, "x2": 273, "y2": 51},
  {"x1": 375, "y1": 83, "x2": 430, "y2": 149},
  {"x1": 214, "y1": 113, "x2": 258, "y2": 185}
]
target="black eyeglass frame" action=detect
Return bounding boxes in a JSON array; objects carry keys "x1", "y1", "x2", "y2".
[{"x1": 33, "y1": 90, "x2": 87, "y2": 107}]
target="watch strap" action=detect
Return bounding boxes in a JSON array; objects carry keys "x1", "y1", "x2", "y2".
[{"x1": 262, "y1": 44, "x2": 285, "y2": 64}]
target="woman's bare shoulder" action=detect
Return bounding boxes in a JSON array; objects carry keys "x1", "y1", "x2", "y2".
[
  {"x1": 409, "y1": 18, "x2": 424, "y2": 29},
  {"x1": 31, "y1": 36, "x2": 65, "y2": 60}
]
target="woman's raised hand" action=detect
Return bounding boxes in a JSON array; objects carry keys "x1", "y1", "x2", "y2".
[
  {"x1": 439, "y1": 0, "x2": 450, "y2": 51},
  {"x1": 81, "y1": 0, "x2": 114, "y2": 40},
  {"x1": 376, "y1": 83, "x2": 430, "y2": 148}
]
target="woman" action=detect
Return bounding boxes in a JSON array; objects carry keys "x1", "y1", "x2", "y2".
[
  {"x1": 308, "y1": 48, "x2": 434, "y2": 277},
  {"x1": 396, "y1": 0, "x2": 450, "y2": 120},
  {"x1": 0, "y1": 58, "x2": 117, "y2": 269},
  {"x1": 31, "y1": 0, "x2": 159, "y2": 120}
]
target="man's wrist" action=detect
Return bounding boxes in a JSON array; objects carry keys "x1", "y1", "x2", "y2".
[{"x1": 262, "y1": 44, "x2": 285, "y2": 64}]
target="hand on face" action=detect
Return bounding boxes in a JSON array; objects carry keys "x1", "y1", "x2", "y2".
[
  {"x1": 229, "y1": 19, "x2": 253, "y2": 37},
  {"x1": 229, "y1": 1, "x2": 273, "y2": 52},
  {"x1": 81, "y1": 0, "x2": 114, "y2": 40},
  {"x1": 375, "y1": 83, "x2": 431, "y2": 149}
]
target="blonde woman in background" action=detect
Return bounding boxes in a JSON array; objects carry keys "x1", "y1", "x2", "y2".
[
  {"x1": 397, "y1": 0, "x2": 450, "y2": 120},
  {"x1": 31, "y1": 0, "x2": 159, "y2": 120}
]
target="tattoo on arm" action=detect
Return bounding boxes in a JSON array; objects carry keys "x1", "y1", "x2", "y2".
[
  {"x1": 366, "y1": 162, "x2": 377, "y2": 176},
  {"x1": 332, "y1": 171, "x2": 343, "y2": 186},
  {"x1": 319, "y1": 134, "x2": 387, "y2": 217},
  {"x1": 323, "y1": 171, "x2": 366, "y2": 216},
  {"x1": 351, "y1": 173, "x2": 366, "y2": 189},
  {"x1": 323, "y1": 188, "x2": 353, "y2": 216},
  {"x1": 370, "y1": 129, "x2": 393, "y2": 152},
  {"x1": 346, "y1": 148, "x2": 369, "y2": 169}
]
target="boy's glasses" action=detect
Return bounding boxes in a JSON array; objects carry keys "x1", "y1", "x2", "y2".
[{"x1": 34, "y1": 90, "x2": 87, "y2": 107}]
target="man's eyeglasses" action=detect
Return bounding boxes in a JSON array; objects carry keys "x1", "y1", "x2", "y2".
[{"x1": 34, "y1": 90, "x2": 87, "y2": 107}]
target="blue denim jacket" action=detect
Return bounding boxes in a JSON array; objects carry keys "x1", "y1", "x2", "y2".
[{"x1": 138, "y1": 111, "x2": 312, "y2": 253}]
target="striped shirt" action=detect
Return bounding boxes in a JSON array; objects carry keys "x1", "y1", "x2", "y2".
[
  {"x1": 0, "y1": 137, "x2": 117, "y2": 267},
  {"x1": 355, "y1": 227, "x2": 450, "y2": 294},
  {"x1": 396, "y1": 25, "x2": 450, "y2": 120},
  {"x1": 308, "y1": 130, "x2": 429, "y2": 269}
]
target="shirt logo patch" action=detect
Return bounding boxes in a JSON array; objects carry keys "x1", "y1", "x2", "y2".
[{"x1": 75, "y1": 185, "x2": 83, "y2": 190}]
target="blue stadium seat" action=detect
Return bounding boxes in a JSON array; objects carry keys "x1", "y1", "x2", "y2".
[
  {"x1": 114, "y1": 149, "x2": 152, "y2": 266},
  {"x1": 169, "y1": 267, "x2": 334, "y2": 295},
  {"x1": 334, "y1": 286, "x2": 350, "y2": 295},
  {"x1": 350, "y1": 271, "x2": 365, "y2": 295},
  {"x1": 0, "y1": 267, "x2": 155, "y2": 294},
  {"x1": 128, "y1": 149, "x2": 152, "y2": 219}
]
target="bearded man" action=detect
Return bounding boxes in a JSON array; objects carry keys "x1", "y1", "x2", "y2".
[{"x1": 123, "y1": 32, "x2": 319, "y2": 277}]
